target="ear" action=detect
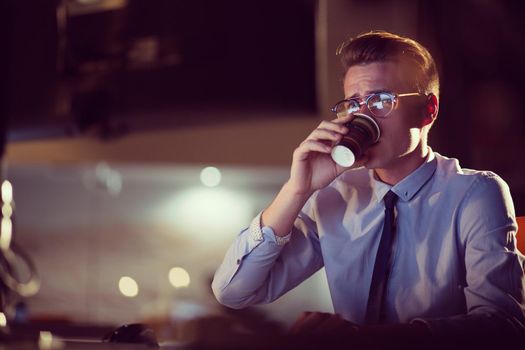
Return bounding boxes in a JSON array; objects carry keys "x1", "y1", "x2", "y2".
[{"x1": 422, "y1": 93, "x2": 438, "y2": 126}]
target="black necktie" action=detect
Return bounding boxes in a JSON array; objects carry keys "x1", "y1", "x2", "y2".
[{"x1": 365, "y1": 190, "x2": 399, "y2": 324}]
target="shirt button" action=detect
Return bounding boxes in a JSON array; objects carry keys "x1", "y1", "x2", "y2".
[{"x1": 236, "y1": 259, "x2": 241, "y2": 265}]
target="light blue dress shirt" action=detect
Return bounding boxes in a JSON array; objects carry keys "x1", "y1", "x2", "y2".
[{"x1": 212, "y1": 151, "x2": 525, "y2": 334}]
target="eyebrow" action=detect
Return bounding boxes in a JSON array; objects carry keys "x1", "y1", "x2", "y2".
[{"x1": 346, "y1": 90, "x2": 390, "y2": 99}]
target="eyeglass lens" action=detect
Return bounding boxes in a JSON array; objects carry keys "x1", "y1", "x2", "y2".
[{"x1": 335, "y1": 93, "x2": 395, "y2": 118}]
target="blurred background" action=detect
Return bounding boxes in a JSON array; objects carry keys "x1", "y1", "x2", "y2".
[{"x1": 1, "y1": 0, "x2": 524, "y2": 343}]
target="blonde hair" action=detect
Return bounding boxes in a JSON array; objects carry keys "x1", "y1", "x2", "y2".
[{"x1": 338, "y1": 31, "x2": 439, "y2": 98}]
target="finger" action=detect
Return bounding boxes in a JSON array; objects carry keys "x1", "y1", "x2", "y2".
[
  {"x1": 317, "y1": 119, "x2": 350, "y2": 134},
  {"x1": 294, "y1": 140, "x2": 332, "y2": 159},
  {"x1": 329, "y1": 114, "x2": 354, "y2": 125},
  {"x1": 307, "y1": 128, "x2": 344, "y2": 143}
]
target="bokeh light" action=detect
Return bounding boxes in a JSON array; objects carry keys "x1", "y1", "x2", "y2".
[
  {"x1": 169, "y1": 267, "x2": 191, "y2": 288},
  {"x1": 1, "y1": 181, "x2": 13, "y2": 204},
  {"x1": 119, "y1": 276, "x2": 139, "y2": 298},
  {"x1": 200, "y1": 167, "x2": 222, "y2": 187}
]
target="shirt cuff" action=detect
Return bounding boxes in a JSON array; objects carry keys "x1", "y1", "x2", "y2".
[{"x1": 249, "y1": 212, "x2": 292, "y2": 246}]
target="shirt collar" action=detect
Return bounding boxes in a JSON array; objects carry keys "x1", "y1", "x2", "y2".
[{"x1": 371, "y1": 149, "x2": 437, "y2": 203}]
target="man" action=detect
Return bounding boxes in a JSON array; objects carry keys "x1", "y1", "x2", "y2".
[{"x1": 212, "y1": 31, "x2": 525, "y2": 337}]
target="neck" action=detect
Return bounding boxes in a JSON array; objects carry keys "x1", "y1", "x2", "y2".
[{"x1": 374, "y1": 145, "x2": 429, "y2": 185}]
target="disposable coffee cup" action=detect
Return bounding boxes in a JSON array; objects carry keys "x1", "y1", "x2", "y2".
[{"x1": 331, "y1": 113, "x2": 380, "y2": 167}]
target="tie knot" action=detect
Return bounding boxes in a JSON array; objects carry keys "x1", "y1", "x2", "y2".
[{"x1": 383, "y1": 191, "x2": 398, "y2": 209}]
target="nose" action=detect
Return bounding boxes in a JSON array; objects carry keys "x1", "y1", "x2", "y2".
[
  {"x1": 358, "y1": 102, "x2": 368, "y2": 114},
  {"x1": 356, "y1": 99, "x2": 371, "y2": 115},
  {"x1": 348, "y1": 99, "x2": 367, "y2": 116}
]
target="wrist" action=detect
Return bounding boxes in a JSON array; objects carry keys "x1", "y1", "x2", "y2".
[
  {"x1": 282, "y1": 180, "x2": 315, "y2": 200},
  {"x1": 261, "y1": 182, "x2": 312, "y2": 237}
]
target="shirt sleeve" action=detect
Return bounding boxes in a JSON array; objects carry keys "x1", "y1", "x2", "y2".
[
  {"x1": 212, "y1": 206, "x2": 324, "y2": 309},
  {"x1": 414, "y1": 172, "x2": 525, "y2": 336}
]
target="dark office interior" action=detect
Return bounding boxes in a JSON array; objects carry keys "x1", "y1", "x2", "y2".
[{"x1": 1, "y1": 1, "x2": 524, "y2": 349}]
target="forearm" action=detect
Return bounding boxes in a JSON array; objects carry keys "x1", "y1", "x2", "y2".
[
  {"x1": 213, "y1": 210, "x2": 323, "y2": 309},
  {"x1": 262, "y1": 181, "x2": 313, "y2": 237},
  {"x1": 212, "y1": 226, "x2": 284, "y2": 308}
]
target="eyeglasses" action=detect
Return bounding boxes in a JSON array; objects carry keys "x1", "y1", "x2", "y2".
[{"x1": 331, "y1": 92, "x2": 424, "y2": 118}]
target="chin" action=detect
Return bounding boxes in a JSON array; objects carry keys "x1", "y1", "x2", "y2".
[
  {"x1": 362, "y1": 143, "x2": 394, "y2": 170},
  {"x1": 361, "y1": 150, "x2": 383, "y2": 169}
]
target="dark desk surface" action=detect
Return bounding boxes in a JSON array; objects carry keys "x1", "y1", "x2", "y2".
[
  {"x1": 2, "y1": 323, "x2": 523, "y2": 350},
  {"x1": 3, "y1": 341, "x2": 153, "y2": 350}
]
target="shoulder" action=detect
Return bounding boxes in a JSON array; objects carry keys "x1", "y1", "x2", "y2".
[
  {"x1": 433, "y1": 153, "x2": 515, "y2": 235},
  {"x1": 433, "y1": 152, "x2": 511, "y2": 194}
]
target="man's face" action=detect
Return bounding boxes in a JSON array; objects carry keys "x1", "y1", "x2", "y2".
[{"x1": 343, "y1": 61, "x2": 426, "y2": 171}]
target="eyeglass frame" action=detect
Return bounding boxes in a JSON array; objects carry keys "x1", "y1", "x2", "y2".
[{"x1": 330, "y1": 91, "x2": 425, "y2": 118}]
